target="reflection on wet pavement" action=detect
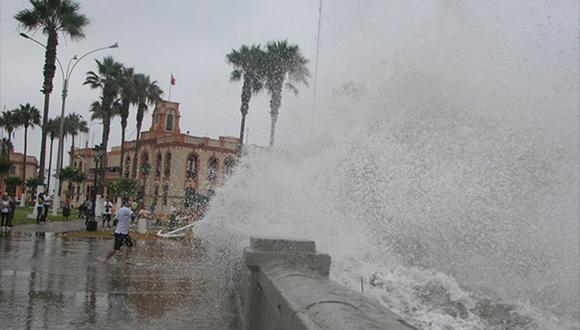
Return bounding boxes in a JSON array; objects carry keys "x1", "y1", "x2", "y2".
[{"x1": 0, "y1": 231, "x2": 237, "y2": 329}]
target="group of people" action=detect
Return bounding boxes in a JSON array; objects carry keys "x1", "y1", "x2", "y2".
[
  {"x1": 0, "y1": 194, "x2": 16, "y2": 231},
  {"x1": 35, "y1": 193, "x2": 52, "y2": 224}
]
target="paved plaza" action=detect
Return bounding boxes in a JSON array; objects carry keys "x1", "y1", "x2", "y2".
[{"x1": 0, "y1": 223, "x2": 237, "y2": 329}]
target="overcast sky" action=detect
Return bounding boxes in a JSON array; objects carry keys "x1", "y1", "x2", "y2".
[{"x1": 1, "y1": 1, "x2": 578, "y2": 171}]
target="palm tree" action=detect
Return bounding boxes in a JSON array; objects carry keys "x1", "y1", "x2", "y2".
[
  {"x1": 0, "y1": 138, "x2": 14, "y2": 157},
  {"x1": 63, "y1": 113, "x2": 88, "y2": 166},
  {"x1": 46, "y1": 117, "x2": 59, "y2": 191},
  {"x1": 132, "y1": 73, "x2": 162, "y2": 177},
  {"x1": 4, "y1": 176, "x2": 23, "y2": 196},
  {"x1": 84, "y1": 56, "x2": 122, "y2": 170},
  {"x1": 59, "y1": 166, "x2": 85, "y2": 202},
  {"x1": 14, "y1": 103, "x2": 41, "y2": 188},
  {"x1": 0, "y1": 111, "x2": 19, "y2": 145},
  {"x1": 117, "y1": 66, "x2": 137, "y2": 170},
  {"x1": 263, "y1": 40, "x2": 310, "y2": 146},
  {"x1": 226, "y1": 44, "x2": 265, "y2": 149},
  {"x1": 15, "y1": 0, "x2": 89, "y2": 183}
]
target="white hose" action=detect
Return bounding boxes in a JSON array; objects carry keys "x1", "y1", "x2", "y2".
[{"x1": 156, "y1": 220, "x2": 198, "y2": 238}]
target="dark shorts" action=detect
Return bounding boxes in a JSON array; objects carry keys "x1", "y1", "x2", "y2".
[{"x1": 113, "y1": 233, "x2": 133, "y2": 251}]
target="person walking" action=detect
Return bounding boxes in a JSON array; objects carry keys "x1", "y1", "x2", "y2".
[
  {"x1": 1, "y1": 195, "x2": 11, "y2": 231},
  {"x1": 103, "y1": 199, "x2": 113, "y2": 228},
  {"x1": 36, "y1": 193, "x2": 45, "y2": 224},
  {"x1": 103, "y1": 199, "x2": 134, "y2": 263}
]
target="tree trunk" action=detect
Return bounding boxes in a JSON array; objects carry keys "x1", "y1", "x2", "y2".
[
  {"x1": 38, "y1": 30, "x2": 59, "y2": 184},
  {"x1": 119, "y1": 125, "x2": 126, "y2": 174},
  {"x1": 22, "y1": 126, "x2": 28, "y2": 190},
  {"x1": 99, "y1": 118, "x2": 111, "y2": 195},
  {"x1": 47, "y1": 137, "x2": 54, "y2": 192},
  {"x1": 269, "y1": 115, "x2": 278, "y2": 147},
  {"x1": 269, "y1": 88, "x2": 282, "y2": 147},
  {"x1": 132, "y1": 108, "x2": 144, "y2": 178},
  {"x1": 239, "y1": 79, "x2": 251, "y2": 153},
  {"x1": 119, "y1": 104, "x2": 129, "y2": 174}
]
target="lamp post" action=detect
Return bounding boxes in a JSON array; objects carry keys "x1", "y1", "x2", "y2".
[
  {"x1": 91, "y1": 144, "x2": 104, "y2": 223},
  {"x1": 20, "y1": 33, "x2": 119, "y2": 216}
]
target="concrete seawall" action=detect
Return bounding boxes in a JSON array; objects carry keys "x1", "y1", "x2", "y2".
[{"x1": 240, "y1": 237, "x2": 417, "y2": 330}]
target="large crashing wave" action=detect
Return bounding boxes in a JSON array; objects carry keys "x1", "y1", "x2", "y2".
[{"x1": 197, "y1": 88, "x2": 579, "y2": 329}]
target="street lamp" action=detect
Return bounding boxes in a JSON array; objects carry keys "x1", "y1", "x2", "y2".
[
  {"x1": 20, "y1": 33, "x2": 119, "y2": 216},
  {"x1": 91, "y1": 144, "x2": 105, "y2": 224}
]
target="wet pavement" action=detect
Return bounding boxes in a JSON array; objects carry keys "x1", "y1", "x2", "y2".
[
  {"x1": 10, "y1": 220, "x2": 84, "y2": 233},
  {"x1": 0, "y1": 228, "x2": 238, "y2": 329}
]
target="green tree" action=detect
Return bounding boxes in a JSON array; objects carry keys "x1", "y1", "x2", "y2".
[
  {"x1": 15, "y1": 0, "x2": 89, "y2": 183},
  {"x1": 263, "y1": 40, "x2": 310, "y2": 146},
  {"x1": 0, "y1": 138, "x2": 13, "y2": 189},
  {"x1": 106, "y1": 177, "x2": 137, "y2": 201},
  {"x1": 14, "y1": 103, "x2": 41, "y2": 187},
  {"x1": 0, "y1": 111, "x2": 19, "y2": 146},
  {"x1": 4, "y1": 176, "x2": 23, "y2": 196},
  {"x1": 226, "y1": 44, "x2": 265, "y2": 149},
  {"x1": 59, "y1": 166, "x2": 85, "y2": 202},
  {"x1": 25, "y1": 176, "x2": 42, "y2": 197},
  {"x1": 0, "y1": 138, "x2": 14, "y2": 157},
  {"x1": 0, "y1": 158, "x2": 12, "y2": 181},
  {"x1": 63, "y1": 113, "x2": 88, "y2": 170},
  {"x1": 132, "y1": 73, "x2": 162, "y2": 177},
  {"x1": 84, "y1": 56, "x2": 123, "y2": 171},
  {"x1": 117, "y1": 66, "x2": 137, "y2": 171}
]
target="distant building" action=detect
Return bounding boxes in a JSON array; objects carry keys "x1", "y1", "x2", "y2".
[
  {"x1": 64, "y1": 100, "x2": 240, "y2": 215},
  {"x1": 0, "y1": 152, "x2": 38, "y2": 198}
]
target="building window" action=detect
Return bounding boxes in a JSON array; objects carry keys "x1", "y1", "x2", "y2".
[
  {"x1": 186, "y1": 154, "x2": 197, "y2": 179},
  {"x1": 166, "y1": 114, "x2": 174, "y2": 131},
  {"x1": 184, "y1": 187, "x2": 195, "y2": 208},
  {"x1": 207, "y1": 157, "x2": 218, "y2": 182},
  {"x1": 162, "y1": 185, "x2": 169, "y2": 206},
  {"x1": 164, "y1": 152, "x2": 171, "y2": 178},
  {"x1": 223, "y1": 158, "x2": 234, "y2": 177},
  {"x1": 124, "y1": 156, "x2": 131, "y2": 178},
  {"x1": 151, "y1": 185, "x2": 159, "y2": 212},
  {"x1": 155, "y1": 153, "x2": 162, "y2": 178},
  {"x1": 140, "y1": 152, "x2": 150, "y2": 177}
]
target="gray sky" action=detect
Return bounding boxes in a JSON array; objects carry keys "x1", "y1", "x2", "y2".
[{"x1": 1, "y1": 0, "x2": 578, "y2": 171}]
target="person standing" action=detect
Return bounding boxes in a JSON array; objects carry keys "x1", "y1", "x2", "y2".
[
  {"x1": 1, "y1": 195, "x2": 11, "y2": 231},
  {"x1": 43, "y1": 193, "x2": 52, "y2": 223},
  {"x1": 103, "y1": 199, "x2": 113, "y2": 228},
  {"x1": 36, "y1": 193, "x2": 45, "y2": 224},
  {"x1": 103, "y1": 199, "x2": 134, "y2": 263},
  {"x1": 8, "y1": 195, "x2": 16, "y2": 228},
  {"x1": 83, "y1": 199, "x2": 93, "y2": 224}
]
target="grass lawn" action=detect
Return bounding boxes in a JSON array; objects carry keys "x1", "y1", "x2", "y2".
[{"x1": 11, "y1": 206, "x2": 74, "y2": 226}]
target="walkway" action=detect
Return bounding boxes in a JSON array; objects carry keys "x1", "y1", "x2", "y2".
[
  {"x1": 10, "y1": 220, "x2": 85, "y2": 233},
  {"x1": 0, "y1": 226, "x2": 237, "y2": 329}
]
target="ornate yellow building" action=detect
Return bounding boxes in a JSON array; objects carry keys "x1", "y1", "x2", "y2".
[
  {"x1": 66, "y1": 100, "x2": 239, "y2": 214},
  {"x1": 0, "y1": 152, "x2": 38, "y2": 199}
]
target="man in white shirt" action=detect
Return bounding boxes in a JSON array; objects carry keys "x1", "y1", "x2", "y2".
[{"x1": 103, "y1": 199, "x2": 134, "y2": 263}]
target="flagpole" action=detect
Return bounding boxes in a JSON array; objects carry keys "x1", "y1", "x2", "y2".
[{"x1": 168, "y1": 81, "x2": 172, "y2": 101}]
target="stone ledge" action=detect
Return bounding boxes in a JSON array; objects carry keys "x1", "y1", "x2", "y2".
[{"x1": 250, "y1": 236, "x2": 316, "y2": 253}]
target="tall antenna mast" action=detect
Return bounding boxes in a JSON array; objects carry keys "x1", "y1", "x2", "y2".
[{"x1": 311, "y1": 0, "x2": 323, "y2": 119}]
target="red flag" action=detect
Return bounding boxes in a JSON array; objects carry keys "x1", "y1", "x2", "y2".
[{"x1": 170, "y1": 73, "x2": 176, "y2": 86}]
